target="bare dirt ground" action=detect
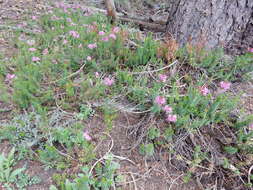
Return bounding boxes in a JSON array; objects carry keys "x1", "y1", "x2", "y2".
[{"x1": 0, "y1": 0, "x2": 252, "y2": 190}]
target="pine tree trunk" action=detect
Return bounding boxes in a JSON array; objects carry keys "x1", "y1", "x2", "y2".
[
  {"x1": 166, "y1": 0, "x2": 253, "y2": 52},
  {"x1": 105, "y1": 0, "x2": 117, "y2": 23}
]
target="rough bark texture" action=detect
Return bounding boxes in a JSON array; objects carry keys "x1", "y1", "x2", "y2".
[
  {"x1": 166, "y1": 0, "x2": 253, "y2": 52},
  {"x1": 105, "y1": 0, "x2": 117, "y2": 23}
]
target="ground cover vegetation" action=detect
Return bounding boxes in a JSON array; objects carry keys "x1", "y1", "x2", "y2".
[{"x1": 0, "y1": 1, "x2": 253, "y2": 189}]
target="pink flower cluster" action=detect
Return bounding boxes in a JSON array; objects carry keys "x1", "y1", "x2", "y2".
[
  {"x1": 249, "y1": 123, "x2": 253, "y2": 130},
  {"x1": 154, "y1": 96, "x2": 177, "y2": 123},
  {"x1": 69, "y1": 31, "x2": 80, "y2": 38},
  {"x1": 98, "y1": 31, "x2": 105, "y2": 36},
  {"x1": 199, "y1": 81, "x2": 231, "y2": 96},
  {"x1": 155, "y1": 96, "x2": 166, "y2": 105},
  {"x1": 112, "y1": 26, "x2": 120, "y2": 33},
  {"x1": 158, "y1": 74, "x2": 167, "y2": 83},
  {"x1": 102, "y1": 36, "x2": 109, "y2": 42},
  {"x1": 103, "y1": 77, "x2": 115, "y2": 86},
  {"x1": 100, "y1": 34, "x2": 116, "y2": 41},
  {"x1": 219, "y1": 81, "x2": 231, "y2": 91},
  {"x1": 5, "y1": 73, "x2": 16, "y2": 82},
  {"x1": 87, "y1": 56, "x2": 92, "y2": 61},
  {"x1": 29, "y1": 47, "x2": 37, "y2": 52},
  {"x1": 32, "y1": 56, "x2": 40, "y2": 62},
  {"x1": 43, "y1": 48, "x2": 49, "y2": 55},
  {"x1": 95, "y1": 72, "x2": 100, "y2": 78},
  {"x1": 98, "y1": 27, "x2": 120, "y2": 42},
  {"x1": 66, "y1": 18, "x2": 72, "y2": 23},
  {"x1": 109, "y1": 33, "x2": 116, "y2": 40},
  {"x1": 166, "y1": 114, "x2": 177, "y2": 123},
  {"x1": 27, "y1": 40, "x2": 35, "y2": 46},
  {"x1": 162, "y1": 105, "x2": 172, "y2": 113},
  {"x1": 83, "y1": 131, "x2": 92, "y2": 141},
  {"x1": 87, "y1": 43, "x2": 97, "y2": 49},
  {"x1": 199, "y1": 85, "x2": 209, "y2": 96},
  {"x1": 32, "y1": 16, "x2": 38, "y2": 20}
]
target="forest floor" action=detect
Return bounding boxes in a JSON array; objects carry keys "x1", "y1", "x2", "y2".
[{"x1": 0, "y1": 0, "x2": 252, "y2": 190}]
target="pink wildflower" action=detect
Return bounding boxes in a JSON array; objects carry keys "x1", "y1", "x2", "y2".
[
  {"x1": 162, "y1": 105, "x2": 173, "y2": 113},
  {"x1": 83, "y1": 131, "x2": 92, "y2": 141},
  {"x1": 166, "y1": 114, "x2": 177, "y2": 123},
  {"x1": 154, "y1": 96, "x2": 166, "y2": 105},
  {"x1": 102, "y1": 37, "x2": 109, "y2": 42},
  {"x1": 32, "y1": 16, "x2": 38, "y2": 20},
  {"x1": 32, "y1": 56, "x2": 40, "y2": 62},
  {"x1": 248, "y1": 48, "x2": 253, "y2": 53},
  {"x1": 158, "y1": 74, "x2": 167, "y2": 83},
  {"x1": 98, "y1": 31, "x2": 105, "y2": 36},
  {"x1": 66, "y1": 18, "x2": 72, "y2": 22},
  {"x1": 69, "y1": 31, "x2": 80, "y2": 38},
  {"x1": 27, "y1": 40, "x2": 35, "y2": 46},
  {"x1": 28, "y1": 47, "x2": 36, "y2": 52},
  {"x1": 5, "y1": 74, "x2": 16, "y2": 81},
  {"x1": 219, "y1": 81, "x2": 231, "y2": 91},
  {"x1": 63, "y1": 39, "x2": 68, "y2": 44},
  {"x1": 249, "y1": 123, "x2": 253, "y2": 130},
  {"x1": 112, "y1": 26, "x2": 120, "y2": 33},
  {"x1": 63, "y1": 8, "x2": 69, "y2": 14},
  {"x1": 87, "y1": 43, "x2": 97, "y2": 49},
  {"x1": 42, "y1": 48, "x2": 49, "y2": 55},
  {"x1": 109, "y1": 33, "x2": 116, "y2": 40},
  {"x1": 87, "y1": 56, "x2": 92, "y2": 61},
  {"x1": 199, "y1": 85, "x2": 209, "y2": 96},
  {"x1": 103, "y1": 77, "x2": 115, "y2": 86},
  {"x1": 95, "y1": 72, "x2": 99, "y2": 78},
  {"x1": 87, "y1": 25, "x2": 95, "y2": 31}
]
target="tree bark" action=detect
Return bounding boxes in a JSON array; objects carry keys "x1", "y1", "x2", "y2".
[
  {"x1": 166, "y1": 0, "x2": 253, "y2": 52},
  {"x1": 105, "y1": 0, "x2": 117, "y2": 23}
]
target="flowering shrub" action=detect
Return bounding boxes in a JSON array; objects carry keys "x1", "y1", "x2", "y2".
[{"x1": 0, "y1": 2, "x2": 252, "y2": 189}]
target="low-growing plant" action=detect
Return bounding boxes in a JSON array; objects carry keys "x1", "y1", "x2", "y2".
[
  {"x1": 50, "y1": 154, "x2": 121, "y2": 190},
  {"x1": 0, "y1": 1, "x2": 252, "y2": 189}
]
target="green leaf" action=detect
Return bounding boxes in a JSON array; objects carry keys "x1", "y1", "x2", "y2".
[
  {"x1": 5, "y1": 167, "x2": 11, "y2": 181},
  {"x1": 224, "y1": 146, "x2": 238, "y2": 154},
  {"x1": 164, "y1": 127, "x2": 174, "y2": 141},
  {"x1": 65, "y1": 179, "x2": 74, "y2": 190},
  {"x1": 49, "y1": 185, "x2": 58, "y2": 190},
  {"x1": 9, "y1": 167, "x2": 26, "y2": 182},
  {"x1": 150, "y1": 105, "x2": 161, "y2": 114},
  {"x1": 148, "y1": 128, "x2": 160, "y2": 140},
  {"x1": 139, "y1": 143, "x2": 154, "y2": 157}
]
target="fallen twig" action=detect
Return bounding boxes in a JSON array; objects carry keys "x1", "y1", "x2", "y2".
[
  {"x1": 131, "y1": 60, "x2": 178, "y2": 75},
  {"x1": 83, "y1": 5, "x2": 166, "y2": 31},
  {"x1": 248, "y1": 165, "x2": 253, "y2": 185}
]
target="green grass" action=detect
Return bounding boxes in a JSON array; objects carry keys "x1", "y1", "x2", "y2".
[{"x1": 0, "y1": 1, "x2": 253, "y2": 189}]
